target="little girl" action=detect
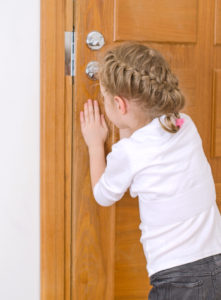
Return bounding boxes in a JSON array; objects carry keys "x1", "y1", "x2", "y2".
[{"x1": 80, "y1": 42, "x2": 221, "y2": 299}]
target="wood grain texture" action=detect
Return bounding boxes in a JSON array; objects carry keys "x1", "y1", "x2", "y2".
[
  {"x1": 64, "y1": 1, "x2": 74, "y2": 299},
  {"x1": 72, "y1": 0, "x2": 219, "y2": 299},
  {"x1": 174, "y1": 68, "x2": 197, "y2": 115},
  {"x1": 211, "y1": 70, "x2": 221, "y2": 157},
  {"x1": 72, "y1": 1, "x2": 116, "y2": 299},
  {"x1": 115, "y1": 195, "x2": 150, "y2": 300},
  {"x1": 213, "y1": 6, "x2": 221, "y2": 183},
  {"x1": 64, "y1": 76, "x2": 73, "y2": 300},
  {"x1": 40, "y1": 0, "x2": 73, "y2": 299},
  {"x1": 114, "y1": 0, "x2": 198, "y2": 43},
  {"x1": 215, "y1": 0, "x2": 221, "y2": 44}
]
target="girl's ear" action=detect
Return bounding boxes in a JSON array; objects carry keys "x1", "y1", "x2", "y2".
[{"x1": 114, "y1": 96, "x2": 128, "y2": 114}]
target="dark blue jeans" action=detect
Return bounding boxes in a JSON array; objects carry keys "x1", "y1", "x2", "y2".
[{"x1": 149, "y1": 253, "x2": 221, "y2": 300}]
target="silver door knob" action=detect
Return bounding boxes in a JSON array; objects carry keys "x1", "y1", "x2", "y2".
[
  {"x1": 85, "y1": 61, "x2": 99, "y2": 80},
  {"x1": 86, "y1": 31, "x2": 105, "y2": 50}
]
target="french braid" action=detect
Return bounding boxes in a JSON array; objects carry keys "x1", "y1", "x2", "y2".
[{"x1": 98, "y1": 42, "x2": 185, "y2": 133}]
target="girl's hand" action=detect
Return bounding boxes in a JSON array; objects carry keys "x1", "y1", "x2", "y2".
[{"x1": 80, "y1": 99, "x2": 109, "y2": 148}]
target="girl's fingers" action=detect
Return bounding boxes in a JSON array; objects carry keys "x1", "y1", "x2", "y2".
[
  {"x1": 80, "y1": 111, "x2": 85, "y2": 123},
  {"x1": 94, "y1": 100, "x2": 100, "y2": 122},
  {"x1": 87, "y1": 99, "x2": 94, "y2": 122},
  {"x1": 80, "y1": 111, "x2": 85, "y2": 135},
  {"x1": 84, "y1": 102, "x2": 89, "y2": 123},
  {"x1": 101, "y1": 114, "x2": 108, "y2": 129}
]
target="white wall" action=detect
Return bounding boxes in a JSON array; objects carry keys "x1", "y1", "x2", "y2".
[{"x1": 0, "y1": 1, "x2": 40, "y2": 299}]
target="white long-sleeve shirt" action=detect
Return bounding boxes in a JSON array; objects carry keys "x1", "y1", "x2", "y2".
[{"x1": 93, "y1": 113, "x2": 221, "y2": 276}]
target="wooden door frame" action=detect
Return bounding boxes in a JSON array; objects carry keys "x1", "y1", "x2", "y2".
[{"x1": 40, "y1": 0, "x2": 73, "y2": 299}]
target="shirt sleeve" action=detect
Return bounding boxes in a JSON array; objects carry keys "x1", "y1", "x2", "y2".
[{"x1": 93, "y1": 140, "x2": 133, "y2": 207}]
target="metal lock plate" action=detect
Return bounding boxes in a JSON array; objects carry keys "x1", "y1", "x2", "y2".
[{"x1": 65, "y1": 29, "x2": 75, "y2": 76}]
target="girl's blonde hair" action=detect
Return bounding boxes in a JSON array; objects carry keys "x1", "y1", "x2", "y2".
[{"x1": 98, "y1": 42, "x2": 185, "y2": 133}]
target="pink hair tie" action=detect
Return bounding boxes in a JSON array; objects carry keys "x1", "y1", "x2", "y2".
[{"x1": 175, "y1": 118, "x2": 185, "y2": 128}]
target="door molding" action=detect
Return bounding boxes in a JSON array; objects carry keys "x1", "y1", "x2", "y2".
[{"x1": 40, "y1": 0, "x2": 73, "y2": 299}]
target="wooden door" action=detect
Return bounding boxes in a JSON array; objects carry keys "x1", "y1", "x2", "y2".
[
  {"x1": 40, "y1": 0, "x2": 73, "y2": 298},
  {"x1": 72, "y1": 0, "x2": 221, "y2": 299}
]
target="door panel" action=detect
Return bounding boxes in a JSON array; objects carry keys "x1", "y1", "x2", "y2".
[
  {"x1": 215, "y1": 0, "x2": 221, "y2": 44},
  {"x1": 73, "y1": 2, "x2": 116, "y2": 299},
  {"x1": 213, "y1": 0, "x2": 221, "y2": 212},
  {"x1": 114, "y1": 0, "x2": 198, "y2": 42},
  {"x1": 212, "y1": 70, "x2": 221, "y2": 157},
  {"x1": 72, "y1": 0, "x2": 220, "y2": 299}
]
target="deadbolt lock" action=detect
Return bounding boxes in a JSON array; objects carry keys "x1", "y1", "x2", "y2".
[{"x1": 86, "y1": 31, "x2": 105, "y2": 50}]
